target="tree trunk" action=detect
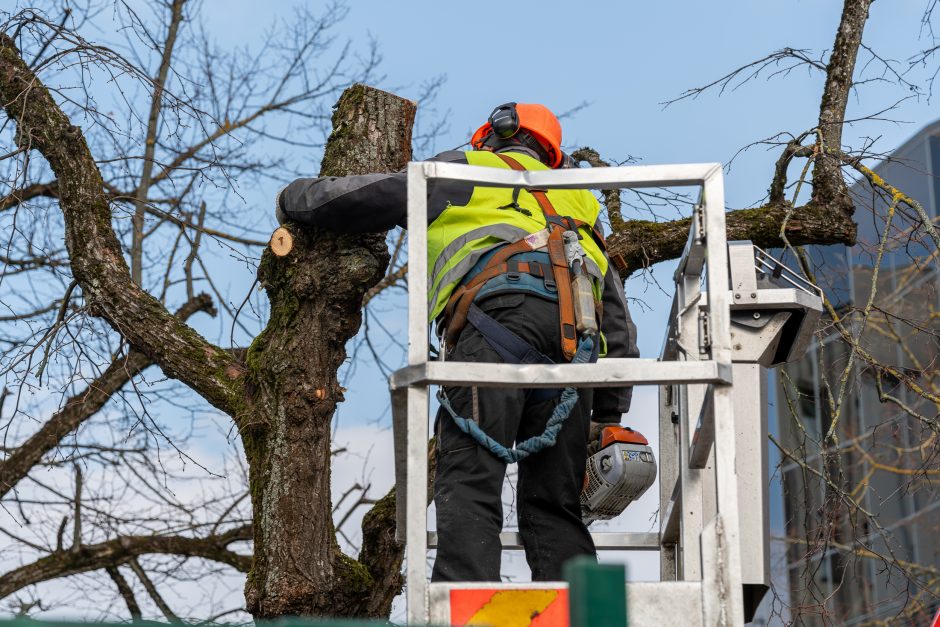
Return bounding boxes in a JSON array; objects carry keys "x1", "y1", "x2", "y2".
[{"x1": 242, "y1": 84, "x2": 415, "y2": 618}]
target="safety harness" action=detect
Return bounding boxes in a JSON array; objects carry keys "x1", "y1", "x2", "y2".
[{"x1": 438, "y1": 153, "x2": 607, "y2": 463}]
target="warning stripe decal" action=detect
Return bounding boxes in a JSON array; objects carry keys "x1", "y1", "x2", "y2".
[{"x1": 450, "y1": 588, "x2": 569, "y2": 626}]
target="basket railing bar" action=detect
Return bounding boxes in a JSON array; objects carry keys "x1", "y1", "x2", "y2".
[
  {"x1": 699, "y1": 167, "x2": 745, "y2": 625},
  {"x1": 399, "y1": 160, "x2": 741, "y2": 625},
  {"x1": 421, "y1": 161, "x2": 718, "y2": 190},
  {"x1": 404, "y1": 163, "x2": 430, "y2": 624},
  {"x1": 426, "y1": 531, "x2": 662, "y2": 551},
  {"x1": 389, "y1": 359, "x2": 733, "y2": 390}
]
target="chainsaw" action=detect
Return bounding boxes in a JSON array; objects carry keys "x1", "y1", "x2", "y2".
[{"x1": 580, "y1": 425, "x2": 657, "y2": 523}]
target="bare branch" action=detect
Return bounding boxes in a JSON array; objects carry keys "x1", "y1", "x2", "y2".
[
  {"x1": 662, "y1": 48, "x2": 827, "y2": 107},
  {"x1": 131, "y1": 0, "x2": 187, "y2": 285},
  {"x1": 606, "y1": 199, "x2": 855, "y2": 277},
  {"x1": 70, "y1": 463, "x2": 81, "y2": 553},
  {"x1": 362, "y1": 264, "x2": 407, "y2": 306},
  {"x1": 106, "y1": 565, "x2": 142, "y2": 620},
  {"x1": 0, "y1": 294, "x2": 216, "y2": 499},
  {"x1": 129, "y1": 558, "x2": 180, "y2": 622},
  {"x1": 0, "y1": 525, "x2": 253, "y2": 599},
  {"x1": 55, "y1": 516, "x2": 67, "y2": 552},
  {"x1": 0, "y1": 33, "x2": 242, "y2": 415},
  {"x1": 184, "y1": 201, "x2": 207, "y2": 300},
  {"x1": 142, "y1": 201, "x2": 268, "y2": 247},
  {"x1": 812, "y1": 0, "x2": 873, "y2": 212},
  {"x1": 0, "y1": 180, "x2": 58, "y2": 211}
]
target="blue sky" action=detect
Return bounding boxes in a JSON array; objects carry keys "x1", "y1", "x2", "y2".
[{"x1": 208, "y1": 0, "x2": 938, "y2": 205}]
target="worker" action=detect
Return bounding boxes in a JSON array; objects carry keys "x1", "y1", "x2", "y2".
[{"x1": 275, "y1": 102, "x2": 640, "y2": 582}]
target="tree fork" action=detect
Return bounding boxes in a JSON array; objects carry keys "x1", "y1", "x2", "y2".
[{"x1": 243, "y1": 84, "x2": 415, "y2": 618}]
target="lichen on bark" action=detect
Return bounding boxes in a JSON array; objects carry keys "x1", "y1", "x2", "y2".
[{"x1": 607, "y1": 200, "x2": 856, "y2": 277}]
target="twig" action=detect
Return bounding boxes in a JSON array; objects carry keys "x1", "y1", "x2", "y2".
[
  {"x1": 28, "y1": 8, "x2": 71, "y2": 69},
  {"x1": 70, "y1": 463, "x2": 81, "y2": 553},
  {"x1": 33, "y1": 280, "x2": 78, "y2": 381},
  {"x1": 55, "y1": 515, "x2": 67, "y2": 552},
  {"x1": 332, "y1": 482, "x2": 362, "y2": 514},
  {"x1": 184, "y1": 201, "x2": 207, "y2": 300},
  {"x1": 662, "y1": 48, "x2": 826, "y2": 107}
]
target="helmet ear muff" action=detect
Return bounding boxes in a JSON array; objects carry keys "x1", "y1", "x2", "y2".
[
  {"x1": 470, "y1": 102, "x2": 564, "y2": 168},
  {"x1": 488, "y1": 102, "x2": 520, "y2": 139}
]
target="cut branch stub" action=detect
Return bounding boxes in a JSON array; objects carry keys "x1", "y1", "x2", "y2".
[{"x1": 269, "y1": 227, "x2": 294, "y2": 256}]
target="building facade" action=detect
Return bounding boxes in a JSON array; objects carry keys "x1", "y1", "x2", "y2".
[{"x1": 773, "y1": 121, "x2": 940, "y2": 624}]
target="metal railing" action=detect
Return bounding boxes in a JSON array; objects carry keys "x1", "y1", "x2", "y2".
[{"x1": 390, "y1": 161, "x2": 745, "y2": 625}]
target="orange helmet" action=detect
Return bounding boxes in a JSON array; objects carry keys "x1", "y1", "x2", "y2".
[{"x1": 471, "y1": 102, "x2": 564, "y2": 168}]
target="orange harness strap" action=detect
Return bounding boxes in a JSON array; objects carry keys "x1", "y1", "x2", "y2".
[{"x1": 547, "y1": 225, "x2": 578, "y2": 360}]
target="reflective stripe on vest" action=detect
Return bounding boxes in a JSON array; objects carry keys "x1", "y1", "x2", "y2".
[
  {"x1": 429, "y1": 223, "x2": 530, "y2": 291},
  {"x1": 427, "y1": 150, "x2": 608, "y2": 320}
]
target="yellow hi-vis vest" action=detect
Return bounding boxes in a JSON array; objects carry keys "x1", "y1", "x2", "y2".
[{"x1": 427, "y1": 150, "x2": 608, "y2": 321}]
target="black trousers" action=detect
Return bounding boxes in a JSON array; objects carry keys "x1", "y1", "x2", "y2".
[{"x1": 431, "y1": 292, "x2": 596, "y2": 582}]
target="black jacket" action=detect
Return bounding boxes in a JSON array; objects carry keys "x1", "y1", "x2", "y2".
[{"x1": 277, "y1": 149, "x2": 639, "y2": 419}]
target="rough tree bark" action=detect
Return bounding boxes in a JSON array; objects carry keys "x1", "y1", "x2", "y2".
[
  {"x1": 606, "y1": 201, "x2": 857, "y2": 277},
  {"x1": 812, "y1": 0, "x2": 872, "y2": 213},
  {"x1": 242, "y1": 85, "x2": 415, "y2": 618}
]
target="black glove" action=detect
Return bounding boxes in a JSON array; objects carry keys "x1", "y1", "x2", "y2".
[{"x1": 587, "y1": 420, "x2": 609, "y2": 456}]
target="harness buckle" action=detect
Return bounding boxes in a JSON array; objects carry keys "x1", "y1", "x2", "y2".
[{"x1": 507, "y1": 260, "x2": 521, "y2": 282}]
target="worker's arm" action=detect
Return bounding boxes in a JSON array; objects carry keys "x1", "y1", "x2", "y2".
[
  {"x1": 591, "y1": 263, "x2": 639, "y2": 422},
  {"x1": 275, "y1": 150, "x2": 472, "y2": 231}
]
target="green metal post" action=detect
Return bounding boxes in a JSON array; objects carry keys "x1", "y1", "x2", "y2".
[{"x1": 564, "y1": 556, "x2": 628, "y2": 627}]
